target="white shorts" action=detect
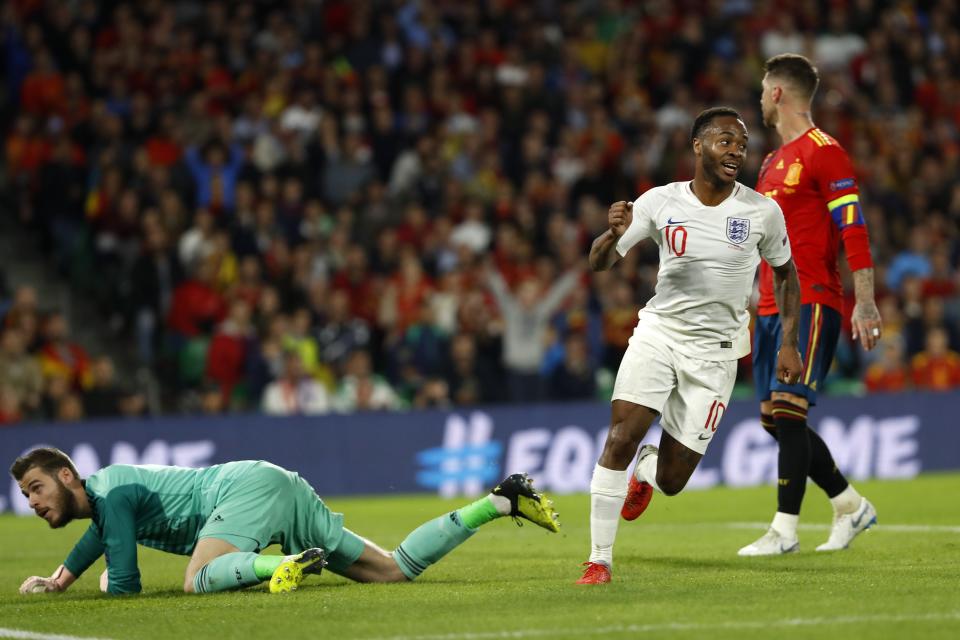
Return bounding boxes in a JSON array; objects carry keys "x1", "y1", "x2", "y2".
[{"x1": 612, "y1": 323, "x2": 737, "y2": 454}]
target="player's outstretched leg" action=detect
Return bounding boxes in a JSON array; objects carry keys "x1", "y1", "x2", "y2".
[
  {"x1": 621, "y1": 444, "x2": 657, "y2": 521},
  {"x1": 391, "y1": 473, "x2": 560, "y2": 580},
  {"x1": 270, "y1": 548, "x2": 328, "y2": 594}
]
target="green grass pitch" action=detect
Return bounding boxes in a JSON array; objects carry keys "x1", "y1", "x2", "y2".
[{"x1": 2, "y1": 474, "x2": 959, "y2": 640}]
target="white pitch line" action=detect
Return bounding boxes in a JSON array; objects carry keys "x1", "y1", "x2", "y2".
[
  {"x1": 726, "y1": 521, "x2": 960, "y2": 533},
  {"x1": 0, "y1": 630, "x2": 116, "y2": 640},
  {"x1": 368, "y1": 611, "x2": 960, "y2": 640}
]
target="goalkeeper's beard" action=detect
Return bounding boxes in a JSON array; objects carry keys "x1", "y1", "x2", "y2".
[{"x1": 48, "y1": 477, "x2": 79, "y2": 529}]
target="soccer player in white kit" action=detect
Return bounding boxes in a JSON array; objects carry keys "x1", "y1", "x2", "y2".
[{"x1": 577, "y1": 107, "x2": 804, "y2": 584}]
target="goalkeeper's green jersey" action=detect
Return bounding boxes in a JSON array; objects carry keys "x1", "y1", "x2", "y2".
[{"x1": 63, "y1": 461, "x2": 261, "y2": 594}]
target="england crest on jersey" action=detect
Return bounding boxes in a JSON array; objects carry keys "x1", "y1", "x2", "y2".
[{"x1": 726, "y1": 217, "x2": 750, "y2": 244}]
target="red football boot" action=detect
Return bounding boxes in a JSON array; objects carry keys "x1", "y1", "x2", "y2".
[
  {"x1": 620, "y1": 474, "x2": 653, "y2": 521},
  {"x1": 575, "y1": 561, "x2": 611, "y2": 585}
]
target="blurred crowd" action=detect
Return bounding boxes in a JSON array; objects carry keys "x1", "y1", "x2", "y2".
[{"x1": 2, "y1": 0, "x2": 960, "y2": 424}]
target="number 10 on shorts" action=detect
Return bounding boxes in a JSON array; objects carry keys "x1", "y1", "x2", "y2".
[{"x1": 704, "y1": 400, "x2": 726, "y2": 433}]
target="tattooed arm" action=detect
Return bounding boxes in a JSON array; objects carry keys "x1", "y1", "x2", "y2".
[{"x1": 851, "y1": 268, "x2": 882, "y2": 351}]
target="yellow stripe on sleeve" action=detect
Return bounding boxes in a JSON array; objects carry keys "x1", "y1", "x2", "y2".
[
  {"x1": 807, "y1": 132, "x2": 825, "y2": 147},
  {"x1": 827, "y1": 193, "x2": 859, "y2": 210},
  {"x1": 845, "y1": 205, "x2": 856, "y2": 225}
]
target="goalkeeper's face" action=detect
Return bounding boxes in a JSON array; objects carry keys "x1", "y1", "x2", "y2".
[{"x1": 18, "y1": 467, "x2": 79, "y2": 529}]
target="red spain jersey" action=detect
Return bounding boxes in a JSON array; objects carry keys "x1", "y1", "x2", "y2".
[{"x1": 755, "y1": 127, "x2": 873, "y2": 315}]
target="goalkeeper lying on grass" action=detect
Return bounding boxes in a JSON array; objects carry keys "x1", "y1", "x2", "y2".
[{"x1": 13, "y1": 447, "x2": 559, "y2": 595}]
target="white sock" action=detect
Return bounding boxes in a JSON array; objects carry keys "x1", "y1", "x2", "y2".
[
  {"x1": 829, "y1": 485, "x2": 861, "y2": 516},
  {"x1": 635, "y1": 452, "x2": 662, "y2": 493},
  {"x1": 588, "y1": 464, "x2": 628, "y2": 567},
  {"x1": 771, "y1": 512, "x2": 799, "y2": 539}
]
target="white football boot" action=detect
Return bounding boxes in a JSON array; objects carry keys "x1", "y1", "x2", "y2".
[
  {"x1": 816, "y1": 497, "x2": 877, "y2": 551},
  {"x1": 737, "y1": 527, "x2": 800, "y2": 556}
]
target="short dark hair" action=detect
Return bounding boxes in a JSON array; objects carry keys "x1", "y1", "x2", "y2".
[
  {"x1": 691, "y1": 107, "x2": 743, "y2": 142},
  {"x1": 10, "y1": 447, "x2": 79, "y2": 482},
  {"x1": 764, "y1": 54, "x2": 820, "y2": 100}
]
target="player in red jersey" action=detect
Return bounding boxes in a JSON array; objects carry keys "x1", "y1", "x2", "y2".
[{"x1": 739, "y1": 54, "x2": 884, "y2": 556}]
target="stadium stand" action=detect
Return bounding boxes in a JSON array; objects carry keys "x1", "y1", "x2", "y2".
[{"x1": 1, "y1": 0, "x2": 958, "y2": 423}]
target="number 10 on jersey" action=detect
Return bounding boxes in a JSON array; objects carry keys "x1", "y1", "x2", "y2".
[{"x1": 665, "y1": 225, "x2": 687, "y2": 257}]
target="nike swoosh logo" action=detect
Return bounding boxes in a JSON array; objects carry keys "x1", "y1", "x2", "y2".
[
  {"x1": 852, "y1": 509, "x2": 864, "y2": 528},
  {"x1": 697, "y1": 433, "x2": 711, "y2": 440},
  {"x1": 667, "y1": 217, "x2": 687, "y2": 224}
]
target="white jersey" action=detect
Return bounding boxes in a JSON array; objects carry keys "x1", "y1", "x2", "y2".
[{"x1": 616, "y1": 181, "x2": 791, "y2": 361}]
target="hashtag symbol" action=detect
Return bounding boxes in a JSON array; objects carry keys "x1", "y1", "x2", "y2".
[{"x1": 415, "y1": 442, "x2": 503, "y2": 494}]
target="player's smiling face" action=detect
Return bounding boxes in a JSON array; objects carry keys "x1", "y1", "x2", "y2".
[
  {"x1": 697, "y1": 116, "x2": 748, "y2": 185},
  {"x1": 19, "y1": 466, "x2": 78, "y2": 529}
]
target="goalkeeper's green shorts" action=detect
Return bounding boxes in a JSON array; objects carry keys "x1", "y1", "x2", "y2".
[{"x1": 197, "y1": 461, "x2": 365, "y2": 574}]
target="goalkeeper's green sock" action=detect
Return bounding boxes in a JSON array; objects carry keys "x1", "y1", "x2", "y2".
[
  {"x1": 458, "y1": 495, "x2": 508, "y2": 528},
  {"x1": 392, "y1": 496, "x2": 512, "y2": 579},
  {"x1": 192, "y1": 553, "x2": 286, "y2": 593}
]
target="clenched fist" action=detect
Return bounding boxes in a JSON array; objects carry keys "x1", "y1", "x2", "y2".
[{"x1": 608, "y1": 201, "x2": 633, "y2": 238}]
